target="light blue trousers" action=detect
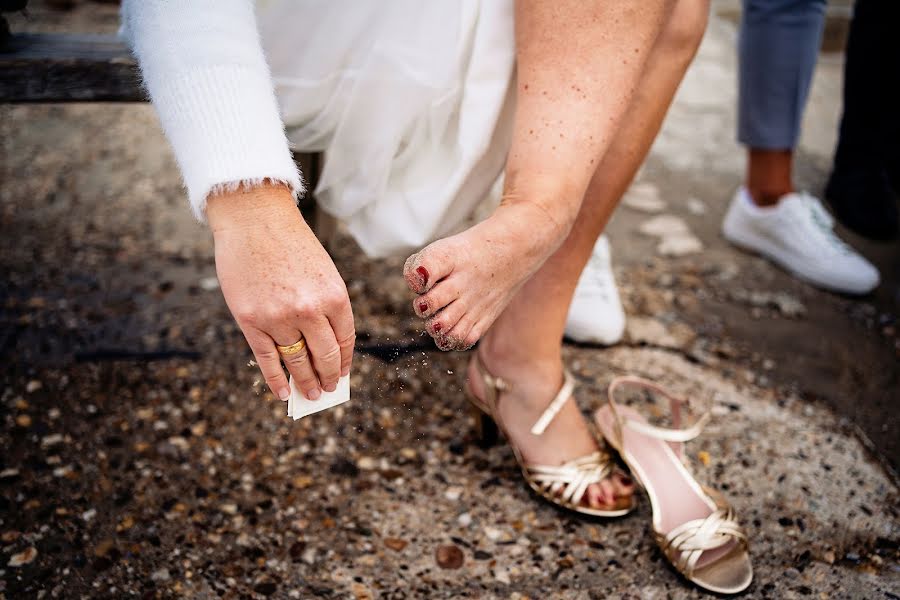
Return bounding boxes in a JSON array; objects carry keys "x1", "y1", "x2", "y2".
[{"x1": 738, "y1": 0, "x2": 828, "y2": 149}]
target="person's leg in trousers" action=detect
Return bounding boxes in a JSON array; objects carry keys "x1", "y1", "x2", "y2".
[
  {"x1": 826, "y1": 0, "x2": 900, "y2": 240},
  {"x1": 723, "y1": 0, "x2": 880, "y2": 296},
  {"x1": 737, "y1": 0, "x2": 827, "y2": 205}
]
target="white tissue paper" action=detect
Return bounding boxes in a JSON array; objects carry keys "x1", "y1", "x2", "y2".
[{"x1": 287, "y1": 374, "x2": 351, "y2": 420}]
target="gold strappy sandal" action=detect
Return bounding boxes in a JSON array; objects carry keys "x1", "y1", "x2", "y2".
[
  {"x1": 466, "y1": 354, "x2": 635, "y2": 517},
  {"x1": 594, "y1": 376, "x2": 752, "y2": 594}
]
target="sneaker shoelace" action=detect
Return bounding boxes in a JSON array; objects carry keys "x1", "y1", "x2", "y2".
[{"x1": 794, "y1": 193, "x2": 854, "y2": 257}]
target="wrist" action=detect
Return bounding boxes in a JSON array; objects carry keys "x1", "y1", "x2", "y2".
[{"x1": 207, "y1": 182, "x2": 300, "y2": 235}]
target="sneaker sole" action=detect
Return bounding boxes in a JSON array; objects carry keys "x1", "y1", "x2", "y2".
[{"x1": 722, "y1": 226, "x2": 874, "y2": 296}]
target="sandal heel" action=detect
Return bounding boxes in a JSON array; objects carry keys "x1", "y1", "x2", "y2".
[{"x1": 469, "y1": 401, "x2": 499, "y2": 447}]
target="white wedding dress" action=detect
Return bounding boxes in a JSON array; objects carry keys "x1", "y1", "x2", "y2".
[{"x1": 256, "y1": 0, "x2": 516, "y2": 258}]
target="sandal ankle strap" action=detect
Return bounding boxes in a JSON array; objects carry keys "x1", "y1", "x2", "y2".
[
  {"x1": 471, "y1": 353, "x2": 509, "y2": 414},
  {"x1": 471, "y1": 353, "x2": 577, "y2": 437},
  {"x1": 607, "y1": 376, "x2": 711, "y2": 458},
  {"x1": 529, "y1": 371, "x2": 575, "y2": 435}
]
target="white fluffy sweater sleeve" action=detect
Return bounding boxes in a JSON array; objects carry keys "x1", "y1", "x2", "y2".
[{"x1": 121, "y1": 0, "x2": 303, "y2": 220}]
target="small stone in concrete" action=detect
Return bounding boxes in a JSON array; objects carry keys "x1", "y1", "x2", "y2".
[
  {"x1": 626, "y1": 317, "x2": 695, "y2": 349},
  {"x1": 657, "y1": 233, "x2": 703, "y2": 257},
  {"x1": 301, "y1": 547, "x2": 317, "y2": 565},
  {"x1": 356, "y1": 456, "x2": 377, "y2": 471},
  {"x1": 494, "y1": 568, "x2": 512, "y2": 585},
  {"x1": 638, "y1": 214, "x2": 691, "y2": 237},
  {"x1": 253, "y1": 582, "x2": 277, "y2": 596},
  {"x1": 686, "y1": 197, "x2": 707, "y2": 215},
  {"x1": 7, "y1": 547, "x2": 37, "y2": 567},
  {"x1": 384, "y1": 538, "x2": 408, "y2": 552},
  {"x1": 483, "y1": 526, "x2": 507, "y2": 542},
  {"x1": 41, "y1": 434, "x2": 64, "y2": 448},
  {"x1": 93, "y1": 539, "x2": 117, "y2": 558},
  {"x1": 0, "y1": 469, "x2": 20, "y2": 480},
  {"x1": 350, "y1": 582, "x2": 374, "y2": 600},
  {"x1": 731, "y1": 289, "x2": 806, "y2": 318},
  {"x1": 444, "y1": 487, "x2": 463, "y2": 501},
  {"x1": 623, "y1": 183, "x2": 667, "y2": 213},
  {"x1": 199, "y1": 276, "x2": 219, "y2": 291},
  {"x1": 435, "y1": 545, "x2": 464, "y2": 569},
  {"x1": 637, "y1": 214, "x2": 704, "y2": 257}
]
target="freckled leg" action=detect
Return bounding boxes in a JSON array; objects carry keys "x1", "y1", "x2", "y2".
[
  {"x1": 474, "y1": 0, "x2": 710, "y2": 507},
  {"x1": 406, "y1": 0, "x2": 672, "y2": 352}
]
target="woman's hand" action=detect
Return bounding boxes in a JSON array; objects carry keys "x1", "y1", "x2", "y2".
[{"x1": 207, "y1": 183, "x2": 355, "y2": 402}]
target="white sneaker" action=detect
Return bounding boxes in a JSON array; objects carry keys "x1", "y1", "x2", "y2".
[
  {"x1": 564, "y1": 235, "x2": 626, "y2": 345},
  {"x1": 722, "y1": 187, "x2": 880, "y2": 295}
]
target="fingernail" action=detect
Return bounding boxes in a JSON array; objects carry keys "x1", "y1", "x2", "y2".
[
  {"x1": 416, "y1": 266, "x2": 429, "y2": 285},
  {"x1": 306, "y1": 388, "x2": 321, "y2": 401},
  {"x1": 418, "y1": 301, "x2": 428, "y2": 314},
  {"x1": 341, "y1": 367, "x2": 350, "y2": 377},
  {"x1": 278, "y1": 387, "x2": 291, "y2": 401},
  {"x1": 432, "y1": 322, "x2": 442, "y2": 333},
  {"x1": 324, "y1": 383, "x2": 337, "y2": 392}
]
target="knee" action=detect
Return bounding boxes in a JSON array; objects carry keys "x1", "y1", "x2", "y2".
[{"x1": 657, "y1": 0, "x2": 710, "y2": 65}]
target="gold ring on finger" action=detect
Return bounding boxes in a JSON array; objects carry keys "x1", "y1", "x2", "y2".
[{"x1": 276, "y1": 336, "x2": 306, "y2": 356}]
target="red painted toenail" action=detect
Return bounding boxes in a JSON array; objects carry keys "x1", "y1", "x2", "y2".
[
  {"x1": 418, "y1": 301, "x2": 428, "y2": 314},
  {"x1": 433, "y1": 322, "x2": 442, "y2": 333},
  {"x1": 416, "y1": 266, "x2": 429, "y2": 285}
]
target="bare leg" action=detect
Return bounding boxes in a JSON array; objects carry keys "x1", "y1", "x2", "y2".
[
  {"x1": 406, "y1": 0, "x2": 671, "y2": 350},
  {"x1": 745, "y1": 148, "x2": 794, "y2": 206},
  {"x1": 472, "y1": 0, "x2": 710, "y2": 508}
]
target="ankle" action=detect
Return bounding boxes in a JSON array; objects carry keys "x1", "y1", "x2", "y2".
[
  {"x1": 745, "y1": 184, "x2": 791, "y2": 207},
  {"x1": 479, "y1": 330, "x2": 563, "y2": 379},
  {"x1": 500, "y1": 171, "x2": 583, "y2": 240},
  {"x1": 472, "y1": 349, "x2": 565, "y2": 418},
  {"x1": 746, "y1": 148, "x2": 794, "y2": 207}
]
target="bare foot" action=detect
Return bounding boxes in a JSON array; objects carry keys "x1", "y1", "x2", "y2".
[
  {"x1": 405, "y1": 196, "x2": 573, "y2": 350},
  {"x1": 466, "y1": 351, "x2": 634, "y2": 510}
]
